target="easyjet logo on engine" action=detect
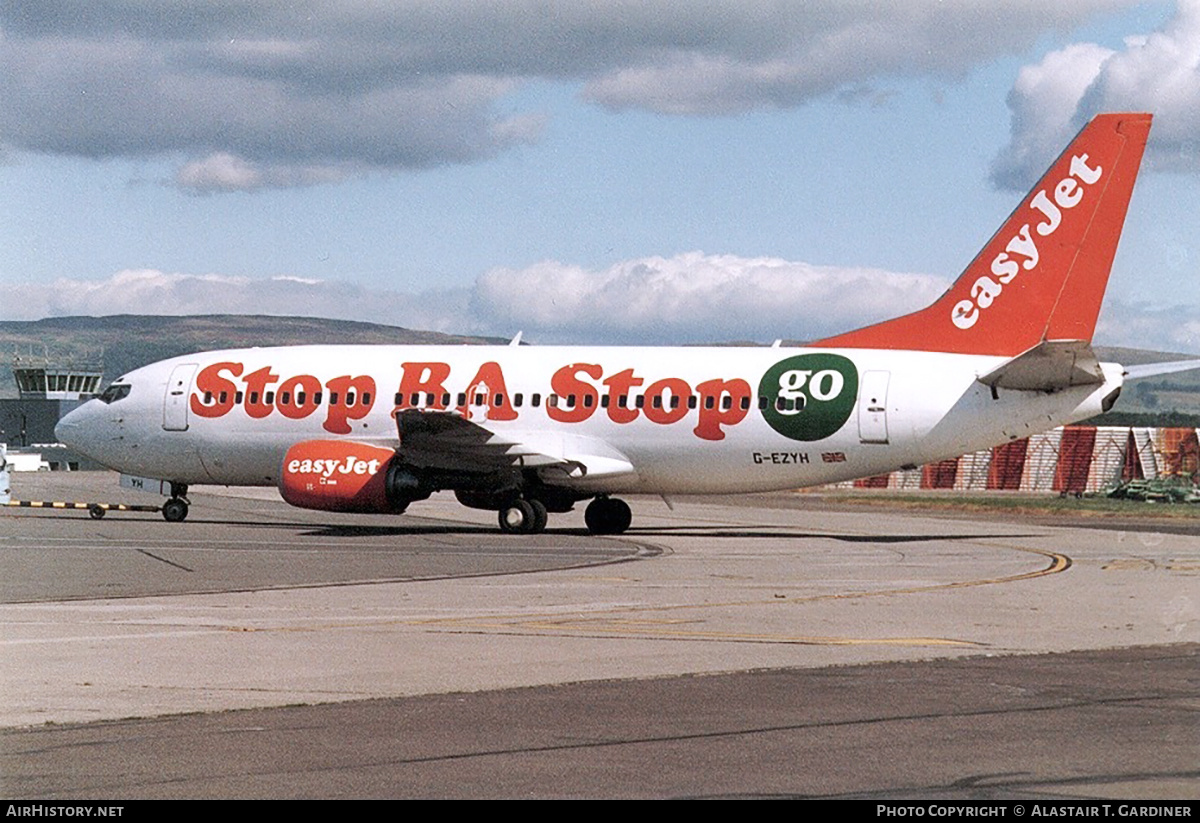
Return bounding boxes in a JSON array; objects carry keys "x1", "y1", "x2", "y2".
[
  {"x1": 280, "y1": 440, "x2": 396, "y2": 513},
  {"x1": 286, "y1": 455, "x2": 383, "y2": 480},
  {"x1": 951, "y1": 153, "x2": 1103, "y2": 331}
]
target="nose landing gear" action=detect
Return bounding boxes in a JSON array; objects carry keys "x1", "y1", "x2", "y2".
[{"x1": 162, "y1": 482, "x2": 190, "y2": 523}]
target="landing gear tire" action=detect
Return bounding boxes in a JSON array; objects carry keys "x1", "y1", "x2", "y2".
[
  {"x1": 499, "y1": 499, "x2": 548, "y2": 534},
  {"x1": 89, "y1": 505, "x2": 106, "y2": 520},
  {"x1": 162, "y1": 498, "x2": 189, "y2": 523},
  {"x1": 584, "y1": 497, "x2": 632, "y2": 535},
  {"x1": 528, "y1": 498, "x2": 548, "y2": 533}
]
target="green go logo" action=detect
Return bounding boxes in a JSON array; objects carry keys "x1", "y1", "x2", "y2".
[{"x1": 759, "y1": 353, "x2": 858, "y2": 441}]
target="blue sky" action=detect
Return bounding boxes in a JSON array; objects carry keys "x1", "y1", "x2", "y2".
[{"x1": 1, "y1": 1, "x2": 1197, "y2": 351}]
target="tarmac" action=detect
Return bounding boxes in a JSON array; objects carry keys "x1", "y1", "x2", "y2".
[{"x1": 1, "y1": 472, "x2": 1196, "y2": 798}]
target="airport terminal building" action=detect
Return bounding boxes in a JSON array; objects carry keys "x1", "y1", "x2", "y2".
[{"x1": 0, "y1": 355, "x2": 104, "y2": 470}]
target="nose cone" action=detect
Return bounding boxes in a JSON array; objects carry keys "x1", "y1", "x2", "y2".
[{"x1": 55, "y1": 403, "x2": 92, "y2": 452}]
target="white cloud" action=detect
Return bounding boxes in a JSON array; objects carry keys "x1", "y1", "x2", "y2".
[
  {"x1": 174, "y1": 152, "x2": 355, "y2": 193},
  {"x1": 5, "y1": 256, "x2": 1196, "y2": 353},
  {"x1": 176, "y1": 153, "x2": 265, "y2": 192},
  {"x1": 3, "y1": 256, "x2": 947, "y2": 345},
  {"x1": 994, "y1": 0, "x2": 1200, "y2": 189},
  {"x1": 1096, "y1": 300, "x2": 1200, "y2": 354},
  {"x1": 473, "y1": 252, "x2": 947, "y2": 344}
]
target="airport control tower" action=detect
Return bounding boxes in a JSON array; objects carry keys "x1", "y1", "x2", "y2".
[{"x1": 11, "y1": 354, "x2": 103, "y2": 400}]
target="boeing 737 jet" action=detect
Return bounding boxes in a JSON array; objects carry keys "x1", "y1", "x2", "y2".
[{"x1": 57, "y1": 113, "x2": 1165, "y2": 534}]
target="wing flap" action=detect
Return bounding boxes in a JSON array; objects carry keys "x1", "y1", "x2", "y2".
[{"x1": 393, "y1": 408, "x2": 637, "y2": 484}]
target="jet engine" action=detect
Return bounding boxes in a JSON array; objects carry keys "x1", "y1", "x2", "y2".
[{"x1": 279, "y1": 440, "x2": 430, "y2": 513}]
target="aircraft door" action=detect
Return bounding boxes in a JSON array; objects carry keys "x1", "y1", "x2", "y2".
[
  {"x1": 858, "y1": 370, "x2": 890, "y2": 444},
  {"x1": 163, "y1": 363, "x2": 199, "y2": 431}
]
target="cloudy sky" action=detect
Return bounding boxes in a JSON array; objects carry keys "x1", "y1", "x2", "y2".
[{"x1": 2, "y1": 1, "x2": 1198, "y2": 351}]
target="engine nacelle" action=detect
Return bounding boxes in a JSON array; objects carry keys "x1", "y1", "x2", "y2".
[{"x1": 280, "y1": 440, "x2": 418, "y2": 513}]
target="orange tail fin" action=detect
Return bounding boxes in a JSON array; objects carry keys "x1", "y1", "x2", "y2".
[{"x1": 813, "y1": 112, "x2": 1152, "y2": 356}]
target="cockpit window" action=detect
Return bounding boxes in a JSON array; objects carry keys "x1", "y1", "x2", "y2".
[{"x1": 98, "y1": 383, "x2": 132, "y2": 404}]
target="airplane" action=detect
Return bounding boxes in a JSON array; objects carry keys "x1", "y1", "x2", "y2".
[{"x1": 56, "y1": 112, "x2": 1172, "y2": 535}]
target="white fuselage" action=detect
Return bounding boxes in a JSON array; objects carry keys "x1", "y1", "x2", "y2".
[{"x1": 55, "y1": 344, "x2": 1124, "y2": 496}]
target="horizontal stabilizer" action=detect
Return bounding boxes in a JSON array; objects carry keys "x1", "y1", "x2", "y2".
[
  {"x1": 1123, "y1": 359, "x2": 1200, "y2": 380},
  {"x1": 977, "y1": 340, "x2": 1104, "y2": 392}
]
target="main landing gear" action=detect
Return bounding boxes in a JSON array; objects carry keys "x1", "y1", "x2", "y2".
[
  {"x1": 583, "y1": 496, "x2": 632, "y2": 536},
  {"x1": 498, "y1": 498, "x2": 549, "y2": 535},
  {"x1": 496, "y1": 495, "x2": 633, "y2": 536},
  {"x1": 162, "y1": 482, "x2": 190, "y2": 523}
]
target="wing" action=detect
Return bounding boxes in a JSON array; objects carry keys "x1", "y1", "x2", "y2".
[{"x1": 393, "y1": 408, "x2": 637, "y2": 489}]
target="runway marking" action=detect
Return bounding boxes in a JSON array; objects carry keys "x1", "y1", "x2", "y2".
[
  {"x1": 442, "y1": 617, "x2": 983, "y2": 647},
  {"x1": 29, "y1": 533, "x2": 1060, "y2": 648},
  {"x1": 383, "y1": 537, "x2": 1070, "y2": 646}
]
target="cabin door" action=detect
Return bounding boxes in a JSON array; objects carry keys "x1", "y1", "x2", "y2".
[{"x1": 163, "y1": 363, "x2": 199, "y2": 431}]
